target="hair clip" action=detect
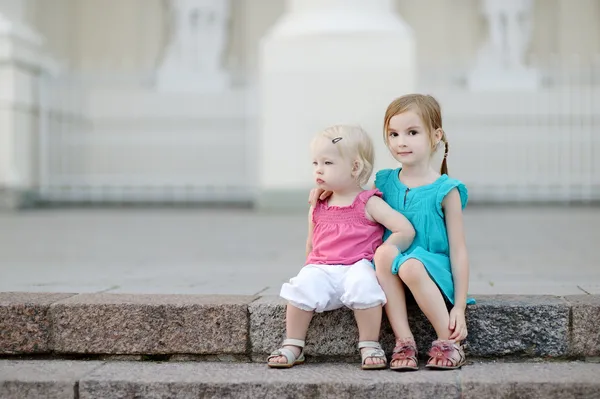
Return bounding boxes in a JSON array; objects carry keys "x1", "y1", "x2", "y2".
[{"x1": 332, "y1": 137, "x2": 342, "y2": 144}]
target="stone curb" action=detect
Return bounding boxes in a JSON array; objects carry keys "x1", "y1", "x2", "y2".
[
  {"x1": 2, "y1": 360, "x2": 600, "y2": 399},
  {"x1": 250, "y1": 295, "x2": 572, "y2": 359},
  {"x1": 0, "y1": 293, "x2": 77, "y2": 354},
  {"x1": 1, "y1": 293, "x2": 599, "y2": 359},
  {"x1": 49, "y1": 294, "x2": 255, "y2": 355},
  {"x1": 566, "y1": 295, "x2": 600, "y2": 357}
]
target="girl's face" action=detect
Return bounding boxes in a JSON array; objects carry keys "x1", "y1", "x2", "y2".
[
  {"x1": 386, "y1": 110, "x2": 440, "y2": 166},
  {"x1": 311, "y1": 138, "x2": 357, "y2": 193}
]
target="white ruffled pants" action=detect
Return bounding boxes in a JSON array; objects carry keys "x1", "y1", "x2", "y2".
[{"x1": 280, "y1": 259, "x2": 387, "y2": 313}]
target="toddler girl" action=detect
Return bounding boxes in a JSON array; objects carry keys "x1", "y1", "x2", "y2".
[{"x1": 268, "y1": 125, "x2": 415, "y2": 370}]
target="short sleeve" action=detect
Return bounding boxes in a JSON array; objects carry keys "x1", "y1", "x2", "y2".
[
  {"x1": 436, "y1": 177, "x2": 468, "y2": 217},
  {"x1": 374, "y1": 168, "x2": 395, "y2": 191},
  {"x1": 357, "y1": 188, "x2": 383, "y2": 205}
]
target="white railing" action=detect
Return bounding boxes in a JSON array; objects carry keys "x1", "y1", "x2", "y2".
[
  {"x1": 419, "y1": 55, "x2": 600, "y2": 203},
  {"x1": 37, "y1": 73, "x2": 258, "y2": 204},
  {"x1": 38, "y1": 56, "x2": 600, "y2": 204}
]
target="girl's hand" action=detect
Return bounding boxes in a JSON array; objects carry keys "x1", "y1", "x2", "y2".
[
  {"x1": 308, "y1": 188, "x2": 331, "y2": 206},
  {"x1": 448, "y1": 306, "x2": 467, "y2": 341}
]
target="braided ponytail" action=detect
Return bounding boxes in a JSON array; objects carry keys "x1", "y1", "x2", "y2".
[{"x1": 440, "y1": 131, "x2": 449, "y2": 175}]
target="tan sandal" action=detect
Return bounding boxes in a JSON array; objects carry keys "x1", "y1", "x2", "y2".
[
  {"x1": 267, "y1": 338, "x2": 305, "y2": 368},
  {"x1": 425, "y1": 339, "x2": 466, "y2": 370},
  {"x1": 358, "y1": 341, "x2": 387, "y2": 370},
  {"x1": 390, "y1": 338, "x2": 419, "y2": 371}
]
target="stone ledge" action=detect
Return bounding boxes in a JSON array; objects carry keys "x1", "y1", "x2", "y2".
[
  {"x1": 0, "y1": 360, "x2": 103, "y2": 399},
  {"x1": 250, "y1": 295, "x2": 570, "y2": 359},
  {"x1": 566, "y1": 295, "x2": 600, "y2": 357},
  {"x1": 2, "y1": 360, "x2": 600, "y2": 399},
  {"x1": 1, "y1": 293, "x2": 599, "y2": 359},
  {"x1": 0, "y1": 292, "x2": 77, "y2": 354},
  {"x1": 49, "y1": 294, "x2": 256, "y2": 355}
]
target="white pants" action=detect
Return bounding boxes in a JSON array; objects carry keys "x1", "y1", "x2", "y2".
[{"x1": 280, "y1": 259, "x2": 387, "y2": 313}]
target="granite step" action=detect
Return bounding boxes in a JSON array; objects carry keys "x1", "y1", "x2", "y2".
[
  {"x1": 1, "y1": 292, "x2": 599, "y2": 360},
  {"x1": 1, "y1": 360, "x2": 600, "y2": 399}
]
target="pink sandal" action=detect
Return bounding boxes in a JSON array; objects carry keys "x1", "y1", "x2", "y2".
[
  {"x1": 425, "y1": 339, "x2": 466, "y2": 370},
  {"x1": 390, "y1": 338, "x2": 419, "y2": 371}
]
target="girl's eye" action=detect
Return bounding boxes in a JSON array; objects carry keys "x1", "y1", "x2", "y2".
[
  {"x1": 312, "y1": 161, "x2": 318, "y2": 166},
  {"x1": 389, "y1": 132, "x2": 398, "y2": 137},
  {"x1": 325, "y1": 161, "x2": 333, "y2": 165},
  {"x1": 408, "y1": 130, "x2": 418, "y2": 136}
]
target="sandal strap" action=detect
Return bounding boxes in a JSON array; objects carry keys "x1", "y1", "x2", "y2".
[
  {"x1": 427, "y1": 340, "x2": 465, "y2": 366},
  {"x1": 267, "y1": 347, "x2": 297, "y2": 364},
  {"x1": 391, "y1": 338, "x2": 418, "y2": 364},
  {"x1": 358, "y1": 340, "x2": 382, "y2": 350},
  {"x1": 361, "y1": 347, "x2": 385, "y2": 358},
  {"x1": 267, "y1": 339, "x2": 306, "y2": 365},
  {"x1": 282, "y1": 338, "x2": 305, "y2": 348},
  {"x1": 358, "y1": 341, "x2": 386, "y2": 365},
  {"x1": 392, "y1": 338, "x2": 417, "y2": 354},
  {"x1": 360, "y1": 347, "x2": 386, "y2": 364}
]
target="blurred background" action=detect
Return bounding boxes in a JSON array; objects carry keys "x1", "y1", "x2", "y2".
[{"x1": 0, "y1": 0, "x2": 598, "y2": 296}]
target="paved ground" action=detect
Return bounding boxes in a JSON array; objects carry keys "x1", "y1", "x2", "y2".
[
  {"x1": 0, "y1": 206, "x2": 599, "y2": 296},
  {"x1": 2, "y1": 360, "x2": 600, "y2": 399}
]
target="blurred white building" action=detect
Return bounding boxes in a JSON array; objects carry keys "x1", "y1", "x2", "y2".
[{"x1": 1, "y1": 0, "x2": 599, "y2": 209}]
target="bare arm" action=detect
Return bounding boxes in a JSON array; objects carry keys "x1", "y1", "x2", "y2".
[
  {"x1": 365, "y1": 196, "x2": 415, "y2": 252},
  {"x1": 306, "y1": 205, "x2": 315, "y2": 258},
  {"x1": 443, "y1": 188, "x2": 469, "y2": 309}
]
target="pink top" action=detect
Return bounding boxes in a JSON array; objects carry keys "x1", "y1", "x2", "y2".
[{"x1": 306, "y1": 189, "x2": 385, "y2": 266}]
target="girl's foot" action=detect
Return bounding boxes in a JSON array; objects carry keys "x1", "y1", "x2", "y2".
[
  {"x1": 361, "y1": 348, "x2": 387, "y2": 366},
  {"x1": 268, "y1": 345, "x2": 301, "y2": 364},
  {"x1": 425, "y1": 339, "x2": 466, "y2": 370},
  {"x1": 390, "y1": 337, "x2": 419, "y2": 371},
  {"x1": 358, "y1": 341, "x2": 387, "y2": 369},
  {"x1": 267, "y1": 339, "x2": 305, "y2": 368}
]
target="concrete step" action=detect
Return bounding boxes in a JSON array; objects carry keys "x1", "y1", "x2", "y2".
[
  {"x1": 1, "y1": 292, "x2": 599, "y2": 360},
  {"x1": 1, "y1": 360, "x2": 600, "y2": 399}
]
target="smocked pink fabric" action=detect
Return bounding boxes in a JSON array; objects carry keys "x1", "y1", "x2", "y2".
[{"x1": 306, "y1": 189, "x2": 384, "y2": 266}]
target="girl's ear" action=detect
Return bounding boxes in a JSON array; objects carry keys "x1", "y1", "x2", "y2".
[
  {"x1": 352, "y1": 160, "x2": 363, "y2": 176},
  {"x1": 435, "y1": 128, "x2": 443, "y2": 146}
]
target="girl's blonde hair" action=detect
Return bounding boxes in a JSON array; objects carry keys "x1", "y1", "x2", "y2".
[
  {"x1": 312, "y1": 125, "x2": 374, "y2": 186},
  {"x1": 383, "y1": 94, "x2": 449, "y2": 175}
]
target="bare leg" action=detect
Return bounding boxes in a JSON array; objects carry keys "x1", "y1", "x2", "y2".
[
  {"x1": 398, "y1": 259, "x2": 453, "y2": 366},
  {"x1": 354, "y1": 305, "x2": 385, "y2": 365},
  {"x1": 374, "y1": 246, "x2": 415, "y2": 368},
  {"x1": 270, "y1": 303, "x2": 314, "y2": 364}
]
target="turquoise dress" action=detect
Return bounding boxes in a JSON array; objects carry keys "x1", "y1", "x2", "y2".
[{"x1": 375, "y1": 168, "x2": 476, "y2": 306}]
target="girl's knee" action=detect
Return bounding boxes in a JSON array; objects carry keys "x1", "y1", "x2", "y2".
[
  {"x1": 374, "y1": 245, "x2": 398, "y2": 278},
  {"x1": 398, "y1": 259, "x2": 427, "y2": 285}
]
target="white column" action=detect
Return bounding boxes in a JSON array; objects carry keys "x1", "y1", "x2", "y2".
[
  {"x1": 156, "y1": 0, "x2": 232, "y2": 93},
  {"x1": 257, "y1": 0, "x2": 416, "y2": 210},
  {"x1": 467, "y1": 0, "x2": 540, "y2": 91},
  {"x1": 0, "y1": 0, "x2": 27, "y2": 23},
  {"x1": 0, "y1": 10, "x2": 44, "y2": 209}
]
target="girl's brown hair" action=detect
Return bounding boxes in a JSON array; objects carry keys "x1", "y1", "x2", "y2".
[{"x1": 383, "y1": 94, "x2": 449, "y2": 175}]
